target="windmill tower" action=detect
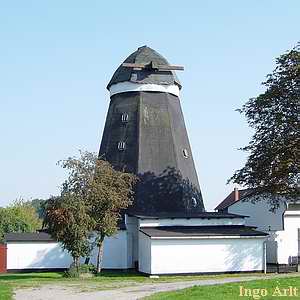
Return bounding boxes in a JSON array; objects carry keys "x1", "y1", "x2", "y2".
[{"x1": 99, "y1": 46, "x2": 205, "y2": 214}]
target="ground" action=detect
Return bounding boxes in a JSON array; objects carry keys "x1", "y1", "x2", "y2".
[
  {"x1": 0, "y1": 272, "x2": 300, "y2": 300},
  {"x1": 146, "y1": 276, "x2": 300, "y2": 299}
]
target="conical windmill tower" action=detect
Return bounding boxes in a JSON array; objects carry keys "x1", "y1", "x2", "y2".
[{"x1": 99, "y1": 46, "x2": 205, "y2": 214}]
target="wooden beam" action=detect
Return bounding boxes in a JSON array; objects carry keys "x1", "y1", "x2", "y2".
[
  {"x1": 158, "y1": 65, "x2": 184, "y2": 71},
  {"x1": 122, "y1": 63, "x2": 146, "y2": 69},
  {"x1": 122, "y1": 63, "x2": 184, "y2": 71}
]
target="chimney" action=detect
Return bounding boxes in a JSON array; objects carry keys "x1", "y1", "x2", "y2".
[{"x1": 234, "y1": 187, "x2": 239, "y2": 201}]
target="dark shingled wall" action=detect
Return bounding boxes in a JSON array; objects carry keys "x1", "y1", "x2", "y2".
[
  {"x1": 99, "y1": 92, "x2": 139, "y2": 173},
  {"x1": 99, "y1": 91, "x2": 205, "y2": 214}
]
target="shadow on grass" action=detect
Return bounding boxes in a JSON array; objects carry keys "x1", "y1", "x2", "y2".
[
  {"x1": 0, "y1": 270, "x2": 145, "y2": 282},
  {"x1": 96, "y1": 270, "x2": 145, "y2": 278},
  {"x1": 0, "y1": 272, "x2": 63, "y2": 281}
]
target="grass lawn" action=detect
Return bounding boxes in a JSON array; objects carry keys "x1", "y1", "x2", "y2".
[
  {"x1": 146, "y1": 276, "x2": 300, "y2": 300},
  {"x1": 0, "y1": 271, "x2": 262, "y2": 300},
  {"x1": 0, "y1": 283, "x2": 12, "y2": 300},
  {"x1": 0, "y1": 271, "x2": 287, "y2": 300}
]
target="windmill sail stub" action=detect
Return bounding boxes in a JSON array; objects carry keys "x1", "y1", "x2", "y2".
[{"x1": 122, "y1": 62, "x2": 184, "y2": 71}]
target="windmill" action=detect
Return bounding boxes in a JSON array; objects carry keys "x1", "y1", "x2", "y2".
[{"x1": 99, "y1": 46, "x2": 204, "y2": 214}]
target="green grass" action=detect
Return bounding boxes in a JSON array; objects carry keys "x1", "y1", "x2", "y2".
[
  {"x1": 146, "y1": 276, "x2": 300, "y2": 300},
  {"x1": 0, "y1": 273, "x2": 62, "y2": 300},
  {"x1": 0, "y1": 271, "x2": 283, "y2": 300},
  {"x1": 0, "y1": 283, "x2": 12, "y2": 300}
]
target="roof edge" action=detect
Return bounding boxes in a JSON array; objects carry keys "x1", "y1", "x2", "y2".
[{"x1": 128, "y1": 212, "x2": 248, "y2": 219}]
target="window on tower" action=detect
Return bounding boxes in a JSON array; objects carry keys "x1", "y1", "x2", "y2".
[
  {"x1": 118, "y1": 141, "x2": 126, "y2": 151},
  {"x1": 121, "y1": 113, "x2": 129, "y2": 123},
  {"x1": 191, "y1": 197, "x2": 197, "y2": 207},
  {"x1": 183, "y1": 149, "x2": 189, "y2": 158}
]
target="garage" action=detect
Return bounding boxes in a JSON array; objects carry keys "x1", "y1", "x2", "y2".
[
  {"x1": 4, "y1": 230, "x2": 130, "y2": 271},
  {"x1": 138, "y1": 225, "x2": 267, "y2": 274}
]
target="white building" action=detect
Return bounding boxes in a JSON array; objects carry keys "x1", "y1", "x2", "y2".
[
  {"x1": 4, "y1": 211, "x2": 267, "y2": 274},
  {"x1": 132, "y1": 213, "x2": 267, "y2": 274},
  {"x1": 5, "y1": 230, "x2": 130, "y2": 271},
  {"x1": 215, "y1": 188, "x2": 300, "y2": 268}
]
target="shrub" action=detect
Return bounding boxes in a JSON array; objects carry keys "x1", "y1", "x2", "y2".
[{"x1": 63, "y1": 264, "x2": 96, "y2": 278}]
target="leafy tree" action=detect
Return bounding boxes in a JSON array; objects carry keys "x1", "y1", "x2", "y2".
[
  {"x1": 88, "y1": 159, "x2": 137, "y2": 273},
  {"x1": 43, "y1": 151, "x2": 97, "y2": 269},
  {"x1": 0, "y1": 200, "x2": 42, "y2": 242},
  {"x1": 44, "y1": 195, "x2": 93, "y2": 268},
  {"x1": 48, "y1": 150, "x2": 137, "y2": 273},
  {"x1": 229, "y1": 43, "x2": 300, "y2": 206},
  {"x1": 26, "y1": 198, "x2": 47, "y2": 219}
]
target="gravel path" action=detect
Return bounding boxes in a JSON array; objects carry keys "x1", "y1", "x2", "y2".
[{"x1": 14, "y1": 274, "x2": 300, "y2": 300}]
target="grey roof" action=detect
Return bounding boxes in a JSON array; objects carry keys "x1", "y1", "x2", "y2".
[
  {"x1": 140, "y1": 225, "x2": 268, "y2": 238},
  {"x1": 5, "y1": 232, "x2": 55, "y2": 242},
  {"x1": 129, "y1": 212, "x2": 248, "y2": 219},
  {"x1": 107, "y1": 46, "x2": 182, "y2": 90}
]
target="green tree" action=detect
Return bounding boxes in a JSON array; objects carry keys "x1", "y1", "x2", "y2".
[
  {"x1": 46, "y1": 151, "x2": 137, "y2": 272},
  {"x1": 57, "y1": 150, "x2": 137, "y2": 273},
  {"x1": 26, "y1": 198, "x2": 47, "y2": 219},
  {"x1": 0, "y1": 200, "x2": 42, "y2": 242},
  {"x1": 43, "y1": 151, "x2": 97, "y2": 269},
  {"x1": 44, "y1": 195, "x2": 93, "y2": 268},
  {"x1": 88, "y1": 159, "x2": 137, "y2": 273},
  {"x1": 229, "y1": 43, "x2": 300, "y2": 207}
]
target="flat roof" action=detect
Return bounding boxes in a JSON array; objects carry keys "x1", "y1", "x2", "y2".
[
  {"x1": 5, "y1": 232, "x2": 55, "y2": 242},
  {"x1": 129, "y1": 212, "x2": 248, "y2": 219},
  {"x1": 140, "y1": 225, "x2": 267, "y2": 238}
]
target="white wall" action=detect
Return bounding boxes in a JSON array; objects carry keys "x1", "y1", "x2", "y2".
[
  {"x1": 90, "y1": 230, "x2": 129, "y2": 269},
  {"x1": 109, "y1": 82, "x2": 180, "y2": 97},
  {"x1": 7, "y1": 230, "x2": 129, "y2": 270},
  {"x1": 227, "y1": 198, "x2": 285, "y2": 232},
  {"x1": 227, "y1": 199, "x2": 300, "y2": 265},
  {"x1": 7, "y1": 242, "x2": 72, "y2": 269},
  {"x1": 276, "y1": 211, "x2": 300, "y2": 264},
  {"x1": 139, "y1": 236, "x2": 265, "y2": 274},
  {"x1": 139, "y1": 217, "x2": 245, "y2": 228},
  {"x1": 126, "y1": 215, "x2": 139, "y2": 267},
  {"x1": 138, "y1": 232, "x2": 151, "y2": 274}
]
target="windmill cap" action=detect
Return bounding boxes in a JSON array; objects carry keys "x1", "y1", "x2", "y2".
[{"x1": 107, "y1": 46, "x2": 182, "y2": 90}]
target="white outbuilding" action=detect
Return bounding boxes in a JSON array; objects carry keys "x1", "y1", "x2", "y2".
[
  {"x1": 3, "y1": 211, "x2": 268, "y2": 274},
  {"x1": 216, "y1": 188, "x2": 300, "y2": 270},
  {"x1": 128, "y1": 212, "x2": 267, "y2": 274},
  {"x1": 4, "y1": 230, "x2": 130, "y2": 271}
]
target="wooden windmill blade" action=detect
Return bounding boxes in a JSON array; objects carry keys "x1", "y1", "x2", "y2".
[{"x1": 122, "y1": 62, "x2": 184, "y2": 71}]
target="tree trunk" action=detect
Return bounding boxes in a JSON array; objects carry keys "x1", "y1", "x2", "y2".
[
  {"x1": 96, "y1": 235, "x2": 105, "y2": 273},
  {"x1": 74, "y1": 256, "x2": 80, "y2": 272}
]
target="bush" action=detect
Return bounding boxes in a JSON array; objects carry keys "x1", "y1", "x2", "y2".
[
  {"x1": 79, "y1": 263, "x2": 96, "y2": 274},
  {"x1": 63, "y1": 264, "x2": 96, "y2": 278},
  {"x1": 64, "y1": 265, "x2": 79, "y2": 278}
]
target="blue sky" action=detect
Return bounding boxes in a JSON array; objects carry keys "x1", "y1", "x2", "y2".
[{"x1": 0, "y1": 1, "x2": 298, "y2": 210}]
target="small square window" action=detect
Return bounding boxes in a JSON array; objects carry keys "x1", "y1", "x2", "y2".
[
  {"x1": 121, "y1": 113, "x2": 129, "y2": 123},
  {"x1": 183, "y1": 149, "x2": 189, "y2": 158},
  {"x1": 118, "y1": 141, "x2": 126, "y2": 151}
]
